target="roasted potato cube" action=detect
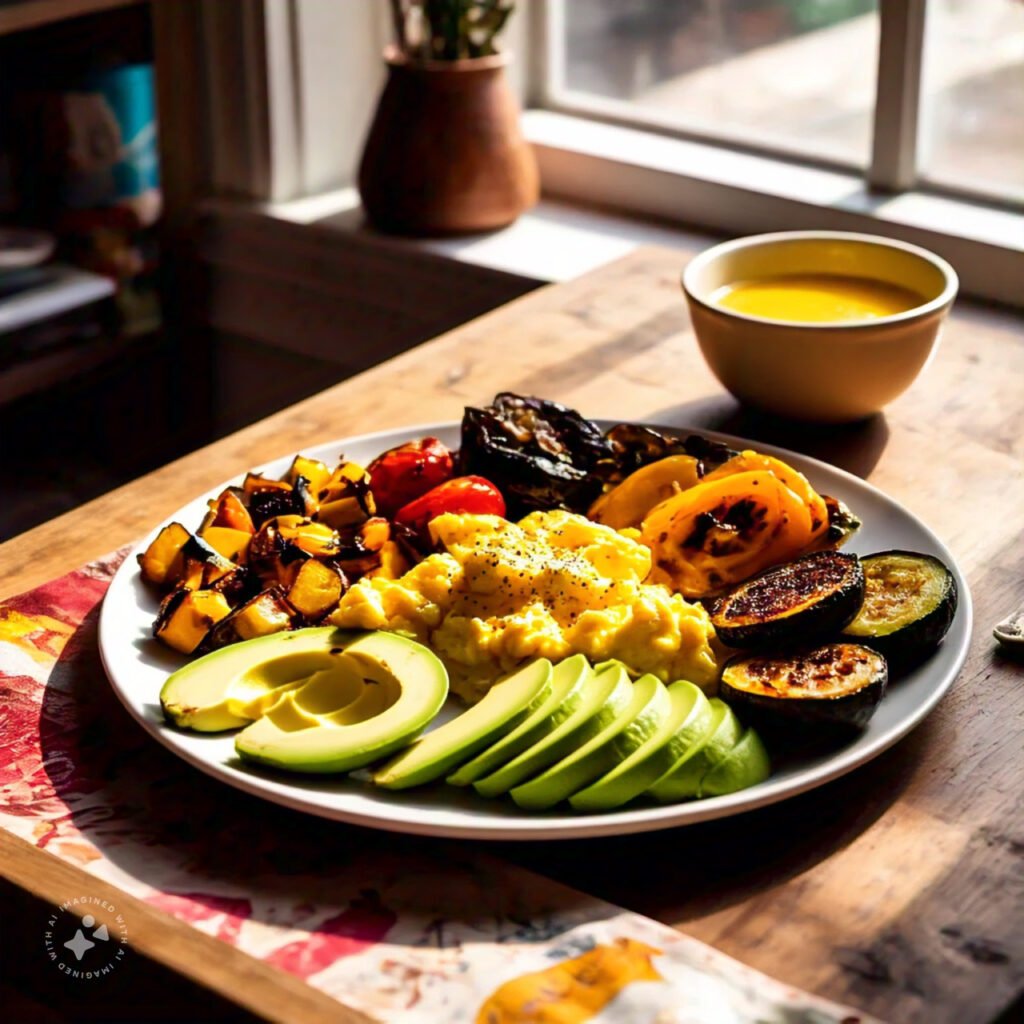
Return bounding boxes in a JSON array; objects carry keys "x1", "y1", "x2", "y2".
[
  {"x1": 287, "y1": 455, "x2": 332, "y2": 496},
  {"x1": 138, "y1": 522, "x2": 192, "y2": 587},
  {"x1": 242, "y1": 472, "x2": 292, "y2": 496},
  {"x1": 154, "y1": 588, "x2": 232, "y2": 654},
  {"x1": 366, "y1": 540, "x2": 411, "y2": 581},
  {"x1": 208, "y1": 566, "x2": 262, "y2": 607},
  {"x1": 198, "y1": 525, "x2": 251, "y2": 564},
  {"x1": 201, "y1": 586, "x2": 295, "y2": 650},
  {"x1": 359, "y1": 517, "x2": 391, "y2": 552},
  {"x1": 317, "y1": 462, "x2": 375, "y2": 528},
  {"x1": 287, "y1": 560, "x2": 345, "y2": 620},
  {"x1": 205, "y1": 488, "x2": 255, "y2": 534},
  {"x1": 273, "y1": 515, "x2": 342, "y2": 558}
]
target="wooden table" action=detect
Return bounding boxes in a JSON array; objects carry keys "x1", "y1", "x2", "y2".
[{"x1": 2, "y1": 247, "x2": 1022, "y2": 1023}]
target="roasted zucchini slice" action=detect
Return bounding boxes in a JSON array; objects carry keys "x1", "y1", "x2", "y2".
[
  {"x1": 711, "y1": 551, "x2": 864, "y2": 649},
  {"x1": 721, "y1": 642, "x2": 887, "y2": 739},
  {"x1": 841, "y1": 550, "x2": 957, "y2": 669}
]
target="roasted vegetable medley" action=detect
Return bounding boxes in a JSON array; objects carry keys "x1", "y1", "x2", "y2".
[{"x1": 140, "y1": 392, "x2": 958, "y2": 757}]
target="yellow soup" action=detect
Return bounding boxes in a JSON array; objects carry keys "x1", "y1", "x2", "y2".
[{"x1": 711, "y1": 273, "x2": 925, "y2": 323}]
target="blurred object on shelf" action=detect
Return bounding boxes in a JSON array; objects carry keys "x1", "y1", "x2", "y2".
[
  {"x1": 0, "y1": 227, "x2": 55, "y2": 268},
  {"x1": 8, "y1": 59, "x2": 162, "y2": 336},
  {"x1": 8, "y1": 59, "x2": 161, "y2": 331},
  {"x1": 0, "y1": 263, "x2": 114, "y2": 338},
  {"x1": 59, "y1": 63, "x2": 161, "y2": 224},
  {"x1": 0, "y1": 261, "x2": 119, "y2": 407}
]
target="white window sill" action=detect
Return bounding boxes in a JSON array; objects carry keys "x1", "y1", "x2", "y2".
[{"x1": 260, "y1": 187, "x2": 713, "y2": 284}]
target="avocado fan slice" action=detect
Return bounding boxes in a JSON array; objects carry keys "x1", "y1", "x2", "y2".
[
  {"x1": 646, "y1": 698, "x2": 743, "y2": 803},
  {"x1": 234, "y1": 631, "x2": 448, "y2": 774},
  {"x1": 472, "y1": 661, "x2": 634, "y2": 799},
  {"x1": 372, "y1": 659, "x2": 553, "y2": 790},
  {"x1": 569, "y1": 679, "x2": 714, "y2": 812},
  {"x1": 446, "y1": 654, "x2": 592, "y2": 786},
  {"x1": 699, "y1": 728, "x2": 770, "y2": 797},
  {"x1": 161, "y1": 626, "x2": 345, "y2": 732},
  {"x1": 510, "y1": 671, "x2": 669, "y2": 811}
]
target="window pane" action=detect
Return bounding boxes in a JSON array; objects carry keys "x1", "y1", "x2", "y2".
[
  {"x1": 555, "y1": 0, "x2": 880, "y2": 167},
  {"x1": 921, "y1": 0, "x2": 1024, "y2": 205}
]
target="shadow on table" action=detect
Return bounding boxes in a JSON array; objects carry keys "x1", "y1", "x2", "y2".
[
  {"x1": 39, "y1": 604, "x2": 919, "y2": 956},
  {"x1": 645, "y1": 395, "x2": 891, "y2": 480},
  {"x1": 491, "y1": 725, "x2": 930, "y2": 925}
]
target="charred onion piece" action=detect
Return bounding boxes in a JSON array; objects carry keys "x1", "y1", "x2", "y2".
[
  {"x1": 711, "y1": 551, "x2": 865, "y2": 649},
  {"x1": 460, "y1": 393, "x2": 613, "y2": 515},
  {"x1": 814, "y1": 494, "x2": 862, "y2": 550},
  {"x1": 720, "y1": 642, "x2": 887, "y2": 740},
  {"x1": 597, "y1": 424, "x2": 737, "y2": 486}
]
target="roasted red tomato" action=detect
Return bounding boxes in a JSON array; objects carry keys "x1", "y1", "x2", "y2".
[
  {"x1": 367, "y1": 437, "x2": 454, "y2": 518},
  {"x1": 394, "y1": 476, "x2": 506, "y2": 536}
]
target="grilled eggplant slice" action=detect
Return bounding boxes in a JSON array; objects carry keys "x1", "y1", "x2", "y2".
[
  {"x1": 711, "y1": 551, "x2": 865, "y2": 649},
  {"x1": 721, "y1": 642, "x2": 887, "y2": 739},
  {"x1": 841, "y1": 550, "x2": 957, "y2": 669},
  {"x1": 460, "y1": 393, "x2": 613, "y2": 516}
]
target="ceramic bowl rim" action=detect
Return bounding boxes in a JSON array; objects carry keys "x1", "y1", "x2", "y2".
[{"x1": 681, "y1": 230, "x2": 959, "y2": 332}]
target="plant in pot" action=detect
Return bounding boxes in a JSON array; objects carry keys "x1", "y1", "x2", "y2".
[{"x1": 359, "y1": 0, "x2": 539, "y2": 236}]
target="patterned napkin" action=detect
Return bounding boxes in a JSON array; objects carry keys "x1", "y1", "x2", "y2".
[{"x1": 0, "y1": 553, "x2": 880, "y2": 1023}]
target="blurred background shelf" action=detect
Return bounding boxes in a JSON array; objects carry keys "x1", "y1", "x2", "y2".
[{"x1": 0, "y1": 0, "x2": 146, "y2": 37}]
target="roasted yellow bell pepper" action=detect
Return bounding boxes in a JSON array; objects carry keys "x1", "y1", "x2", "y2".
[
  {"x1": 642, "y1": 470, "x2": 815, "y2": 597},
  {"x1": 588, "y1": 454, "x2": 701, "y2": 529}
]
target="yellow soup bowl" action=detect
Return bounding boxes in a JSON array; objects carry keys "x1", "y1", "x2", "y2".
[{"x1": 682, "y1": 231, "x2": 959, "y2": 422}]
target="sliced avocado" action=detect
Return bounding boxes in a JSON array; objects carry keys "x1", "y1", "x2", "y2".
[
  {"x1": 647, "y1": 698, "x2": 743, "y2": 803},
  {"x1": 511, "y1": 672, "x2": 669, "y2": 811},
  {"x1": 372, "y1": 659, "x2": 553, "y2": 790},
  {"x1": 473, "y1": 661, "x2": 633, "y2": 799},
  {"x1": 161, "y1": 626, "x2": 345, "y2": 731},
  {"x1": 569, "y1": 680, "x2": 713, "y2": 811},
  {"x1": 699, "y1": 728, "x2": 770, "y2": 797},
  {"x1": 447, "y1": 655, "x2": 591, "y2": 787},
  {"x1": 235, "y1": 631, "x2": 448, "y2": 774}
]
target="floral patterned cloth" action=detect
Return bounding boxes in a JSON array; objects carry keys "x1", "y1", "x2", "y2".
[{"x1": 0, "y1": 554, "x2": 879, "y2": 1023}]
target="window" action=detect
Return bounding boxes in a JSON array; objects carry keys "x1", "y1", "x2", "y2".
[
  {"x1": 550, "y1": 0, "x2": 880, "y2": 168},
  {"x1": 540, "y1": 0, "x2": 1023, "y2": 210},
  {"x1": 920, "y1": 0, "x2": 1024, "y2": 206}
]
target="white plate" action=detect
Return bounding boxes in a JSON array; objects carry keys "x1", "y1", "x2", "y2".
[{"x1": 99, "y1": 422, "x2": 971, "y2": 840}]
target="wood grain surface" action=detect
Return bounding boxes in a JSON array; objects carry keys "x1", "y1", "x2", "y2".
[{"x1": 2, "y1": 247, "x2": 1021, "y2": 1023}]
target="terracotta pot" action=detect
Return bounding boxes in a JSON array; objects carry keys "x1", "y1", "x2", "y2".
[{"x1": 358, "y1": 48, "x2": 539, "y2": 235}]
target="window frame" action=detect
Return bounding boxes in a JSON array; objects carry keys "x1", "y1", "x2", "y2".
[{"x1": 532, "y1": 0, "x2": 1021, "y2": 215}]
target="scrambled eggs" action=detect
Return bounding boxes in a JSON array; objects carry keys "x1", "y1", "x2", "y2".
[{"x1": 330, "y1": 510, "x2": 719, "y2": 703}]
